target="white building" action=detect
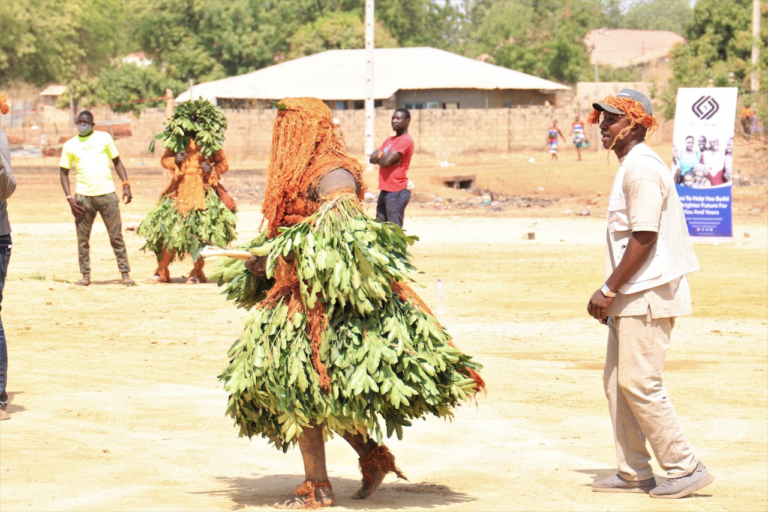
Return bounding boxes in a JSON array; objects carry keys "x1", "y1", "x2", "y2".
[{"x1": 176, "y1": 47, "x2": 570, "y2": 110}]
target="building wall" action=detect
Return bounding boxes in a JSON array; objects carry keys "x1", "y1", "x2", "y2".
[
  {"x1": 20, "y1": 102, "x2": 671, "y2": 162},
  {"x1": 395, "y1": 89, "x2": 559, "y2": 109}
]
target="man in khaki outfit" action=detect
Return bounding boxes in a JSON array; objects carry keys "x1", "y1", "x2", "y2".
[{"x1": 585, "y1": 89, "x2": 714, "y2": 499}]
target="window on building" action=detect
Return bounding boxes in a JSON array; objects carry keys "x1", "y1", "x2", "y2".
[
  {"x1": 334, "y1": 101, "x2": 346, "y2": 110},
  {"x1": 426, "y1": 102, "x2": 442, "y2": 110},
  {"x1": 374, "y1": 99, "x2": 383, "y2": 108},
  {"x1": 404, "y1": 102, "x2": 424, "y2": 110},
  {"x1": 354, "y1": 100, "x2": 364, "y2": 110},
  {"x1": 444, "y1": 102, "x2": 459, "y2": 109}
]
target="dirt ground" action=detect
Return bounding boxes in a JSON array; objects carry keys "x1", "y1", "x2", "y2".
[{"x1": 1, "y1": 142, "x2": 766, "y2": 512}]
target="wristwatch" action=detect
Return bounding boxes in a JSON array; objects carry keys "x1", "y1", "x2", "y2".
[{"x1": 600, "y1": 283, "x2": 617, "y2": 298}]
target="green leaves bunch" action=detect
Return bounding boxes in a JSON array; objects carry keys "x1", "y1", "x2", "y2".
[
  {"x1": 221, "y1": 283, "x2": 480, "y2": 452},
  {"x1": 150, "y1": 98, "x2": 228, "y2": 157},
  {"x1": 209, "y1": 232, "x2": 274, "y2": 310},
  {"x1": 266, "y1": 195, "x2": 418, "y2": 319},
  {"x1": 138, "y1": 187, "x2": 237, "y2": 261},
  {"x1": 219, "y1": 194, "x2": 482, "y2": 452}
]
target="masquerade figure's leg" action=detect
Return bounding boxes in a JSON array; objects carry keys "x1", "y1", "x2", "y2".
[
  {"x1": 274, "y1": 422, "x2": 335, "y2": 509},
  {"x1": 154, "y1": 249, "x2": 174, "y2": 283},
  {"x1": 342, "y1": 433, "x2": 406, "y2": 499},
  {"x1": 188, "y1": 257, "x2": 206, "y2": 284}
]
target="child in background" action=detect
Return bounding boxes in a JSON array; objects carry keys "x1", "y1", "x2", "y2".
[{"x1": 546, "y1": 120, "x2": 566, "y2": 161}]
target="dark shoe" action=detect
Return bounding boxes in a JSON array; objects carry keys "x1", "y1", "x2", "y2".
[
  {"x1": 121, "y1": 273, "x2": 135, "y2": 285},
  {"x1": 592, "y1": 474, "x2": 656, "y2": 493},
  {"x1": 650, "y1": 462, "x2": 715, "y2": 499},
  {"x1": 76, "y1": 274, "x2": 91, "y2": 286}
]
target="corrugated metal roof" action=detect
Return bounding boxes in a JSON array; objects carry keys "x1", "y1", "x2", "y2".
[{"x1": 176, "y1": 47, "x2": 570, "y2": 102}]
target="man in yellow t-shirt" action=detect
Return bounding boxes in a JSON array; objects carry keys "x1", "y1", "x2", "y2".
[{"x1": 59, "y1": 111, "x2": 134, "y2": 286}]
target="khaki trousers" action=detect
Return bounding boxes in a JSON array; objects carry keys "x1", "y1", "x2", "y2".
[
  {"x1": 75, "y1": 193, "x2": 130, "y2": 274},
  {"x1": 604, "y1": 312, "x2": 698, "y2": 479}
]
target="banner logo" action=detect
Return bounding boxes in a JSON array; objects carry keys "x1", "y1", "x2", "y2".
[{"x1": 691, "y1": 96, "x2": 720, "y2": 120}]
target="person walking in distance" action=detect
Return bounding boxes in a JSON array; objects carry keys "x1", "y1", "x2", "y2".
[
  {"x1": 569, "y1": 114, "x2": 587, "y2": 161},
  {"x1": 0, "y1": 93, "x2": 17, "y2": 421},
  {"x1": 546, "y1": 120, "x2": 566, "y2": 161},
  {"x1": 59, "y1": 111, "x2": 134, "y2": 286},
  {"x1": 369, "y1": 108, "x2": 415, "y2": 227},
  {"x1": 586, "y1": 89, "x2": 714, "y2": 499}
]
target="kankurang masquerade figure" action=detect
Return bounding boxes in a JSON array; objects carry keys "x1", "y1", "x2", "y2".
[
  {"x1": 211, "y1": 98, "x2": 484, "y2": 509},
  {"x1": 139, "y1": 100, "x2": 237, "y2": 283}
]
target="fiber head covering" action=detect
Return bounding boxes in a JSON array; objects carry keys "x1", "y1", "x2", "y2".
[
  {"x1": 587, "y1": 89, "x2": 659, "y2": 150},
  {"x1": 593, "y1": 88, "x2": 653, "y2": 116},
  {"x1": 0, "y1": 93, "x2": 9, "y2": 115},
  {"x1": 262, "y1": 97, "x2": 365, "y2": 237}
]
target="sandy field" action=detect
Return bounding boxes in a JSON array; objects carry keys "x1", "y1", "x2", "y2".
[{"x1": 0, "y1": 142, "x2": 766, "y2": 512}]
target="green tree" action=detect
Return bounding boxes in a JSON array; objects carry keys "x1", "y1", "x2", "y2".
[
  {"x1": 660, "y1": 0, "x2": 767, "y2": 119},
  {"x1": 76, "y1": 0, "x2": 132, "y2": 75},
  {"x1": 0, "y1": 0, "x2": 83, "y2": 85},
  {"x1": 375, "y1": 0, "x2": 464, "y2": 49},
  {"x1": 60, "y1": 64, "x2": 184, "y2": 115},
  {"x1": 595, "y1": 65, "x2": 644, "y2": 82},
  {"x1": 621, "y1": 0, "x2": 692, "y2": 36},
  {"x1": 98, "y1": 65, "x2": 182, "y2": 115},
  {"x1": 464, "y1": 0, "x2": 599, "y2": 84},
  {"x1": 288, "y1": 11, "x2": 399, "y2": 59}
]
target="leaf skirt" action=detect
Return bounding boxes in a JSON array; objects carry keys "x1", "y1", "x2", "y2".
[
  {"x1": 138, "y1": 187, "x2": 237, "y2": 262},
  {"x1": 219, "y1": 194, "x2": 482, "y2": 452}
]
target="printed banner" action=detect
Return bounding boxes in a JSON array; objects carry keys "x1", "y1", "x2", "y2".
[
  {"x1": 672, "y1": 87, "x2": 738, "y2": 242},
  {"x1": 672, "y1": 87, "x2": 737, "y2": 241}
]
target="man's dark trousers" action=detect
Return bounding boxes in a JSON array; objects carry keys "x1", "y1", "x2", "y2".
[
  {"x1": 0, "y1": 234, "x2": 11, "y2": 408},
  {"x1": 376, "y1": 189, "x2": 411, "y2": 227}
]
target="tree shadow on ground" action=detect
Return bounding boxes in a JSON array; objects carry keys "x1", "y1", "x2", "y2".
[{"x1": 197, "y1": 474, "x2": 476, "y2": 510}]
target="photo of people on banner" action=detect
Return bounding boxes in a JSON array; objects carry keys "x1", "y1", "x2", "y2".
[
  {"x1": 672, "y1": 134, "x2": 733, "y2": 188},
  {"x1": 672, "y1": 88, "x2": 737, "y2": 241}
]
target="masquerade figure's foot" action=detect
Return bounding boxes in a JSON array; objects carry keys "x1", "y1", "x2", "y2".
[
  {"x1": 274, "y1": 481, "x2": 335, "y2": 509},
  {"x1": 353, "y1": 445, "x2": 407, "y2": 499},
  {"x1": 353, "y1": 468, "x2": 386, "y2": 499},
  {"x1": 186, "y1": 276, "x2": 200, "y2": 284}
]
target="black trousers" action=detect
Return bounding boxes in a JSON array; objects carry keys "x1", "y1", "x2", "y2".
[{"x1": 376, "y1": 189, "x2": 410, "y2": 227}]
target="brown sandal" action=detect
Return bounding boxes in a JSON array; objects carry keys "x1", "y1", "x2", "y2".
[
  {"x1": 274, "y1": 481, "x2": 334, "y2": 509},
  {"x1": 297, "y1": 481, "x2": 333, "y2": 509}
]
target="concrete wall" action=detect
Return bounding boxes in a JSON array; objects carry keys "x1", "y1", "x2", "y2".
[{"x1": 13, "y1": 102, "x2": 671, "y2": 162}]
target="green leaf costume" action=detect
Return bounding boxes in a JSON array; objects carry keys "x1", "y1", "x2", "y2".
[
  {"x1": 213, "y1": 195, "x2": 483, "y2": 452},
  {"x1": 138, "y1": 99, "x2": 237, "y2": 280}
]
